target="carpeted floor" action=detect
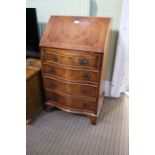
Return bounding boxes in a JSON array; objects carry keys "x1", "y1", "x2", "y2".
[{"x1": 27, "y1": 94, "x2": 129, "y2": 155}]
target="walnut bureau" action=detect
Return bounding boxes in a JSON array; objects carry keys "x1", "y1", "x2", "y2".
[{"x1": 40, "y1": 16, "x2": 111, "y2": 124}]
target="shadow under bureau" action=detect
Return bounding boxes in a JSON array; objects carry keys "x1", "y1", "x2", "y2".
[{"x1": 40, "y1": 16, "x2": 111, "y2": 124}]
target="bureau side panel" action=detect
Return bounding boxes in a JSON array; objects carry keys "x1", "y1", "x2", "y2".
[{"x1": 97, "y1": 21, "x2": 112, "y2": 114}]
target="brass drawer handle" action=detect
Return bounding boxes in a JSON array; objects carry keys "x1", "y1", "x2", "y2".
[
  {"x1": 50, "y1": 83, "x2": 56, "y2": 89},
  {"x1": 83, "y1": 73, "x2": 90, "y2": 81},
  {"x1": 51, "y1": 54, "x2": 58, "y2": 62},
  {"x1": 49, "y1": 67, "x2": 56, "y2": 74},
  {"x1": 51, "y1": 94, "x2": 58, "y2": 101},
  {"x1": 81, "y1": 88, "x2": 89, "y2": 94},
  {"x1": 81, "y1": 102, "x2": 88, "y2": 108},
  {"x1": 79, "y1": 58, "x2": 88, "y2": 66}
]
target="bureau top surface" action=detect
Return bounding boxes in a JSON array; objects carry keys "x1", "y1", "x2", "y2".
[{"x1": 40, "y1": 16, "x2": 111, "y2": 53}]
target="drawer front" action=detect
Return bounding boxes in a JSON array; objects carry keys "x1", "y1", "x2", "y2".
[
  {"x1": 42, "y1": 48, "x2": 101, "y2": 70},
  {"x1": 43, "y1": 63, "x2": 99, "y2": 84},
  {"x1": 43, "y1": 76, "x2": 97, "y2": 100},
  {"x1": 46, "y1": 90, "x2": 96, "y2": 112}
]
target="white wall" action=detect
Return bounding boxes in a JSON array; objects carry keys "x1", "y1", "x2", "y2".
[
  {"x1": 94, "y1": 0, "x2": 124, "y2": 30},
  {"x1": 26, "y1": 0, "x2": 90, "y2": 23}
]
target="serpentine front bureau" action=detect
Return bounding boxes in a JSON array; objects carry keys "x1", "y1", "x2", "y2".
[{"x1": 40, "y1": 16, "x2": 111, "y2": 124}]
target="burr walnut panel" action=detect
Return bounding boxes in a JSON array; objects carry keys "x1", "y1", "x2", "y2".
[{"x1": 40, "y1": 16, "x2": 111, "y2": 52}]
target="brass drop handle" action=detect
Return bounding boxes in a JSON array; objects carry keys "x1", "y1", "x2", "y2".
[
  {"x1": 83, "y1": 73, "x2": 90, "y2": 80},
  {"x1": 51, "y1": 54, "x2": 58, "y2": 62},
  {"x1": 51, "y1": 94, "x2": 58, "y2": 101},
  {"x1": 81, "y1": 102, "x2": 88, "y2": 108},
  {"x1": 81, "y1": 88, "x2": 89, "y2": 94},
  {"x1": 49, "y1": 67, "x2": 56, "y2": 74},
  {"x1": 79, "y1": 58, "x2": 88, "y2": 66}
]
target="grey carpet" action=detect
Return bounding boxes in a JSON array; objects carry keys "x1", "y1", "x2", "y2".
[{"x1": 27, "y1": 94, "x2": 129, "y2": 155}]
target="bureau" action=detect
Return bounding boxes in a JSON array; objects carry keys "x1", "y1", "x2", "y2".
[{"x1": 40, "y1": 16, "x2": 111, "y2": 124}]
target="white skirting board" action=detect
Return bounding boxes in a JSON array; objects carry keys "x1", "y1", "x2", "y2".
[
  {"x1": 103, "y1": 81, "x2": 112, "y2": 97},
  {"x1": 103, "y1": 81, "x2": 124, "y2": 98}
]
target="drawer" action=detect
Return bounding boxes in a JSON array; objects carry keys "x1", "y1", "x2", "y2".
[
  {"x1": 43, "y1": 63, "x2": 99, "y2": 84},
  {"x1": 42, "y1": 48, "x2": 101, "y2": 70},
  {"x1": 43, "y1": 76, "x2": 97, "y2": 100},
  {"x1": 46, "y1": 90, "x2": 96, "y2": 112}
]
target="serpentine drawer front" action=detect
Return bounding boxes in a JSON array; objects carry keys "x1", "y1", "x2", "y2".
[
  {"x1": 43, "y1": 63, "x2": 99, "y2": 84},
  {"x1": 40, "y1": 16, "x2": 112, "y2": 124},
  {"x1": 42, "y1": 48, "x2": 101, "y2": 70},
  {"x1": 46, "y1": 90, "x2": 96, "y2": 113},
  {"x1": 43, "y1": 76, "x2": 97, "y2": 99}
]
